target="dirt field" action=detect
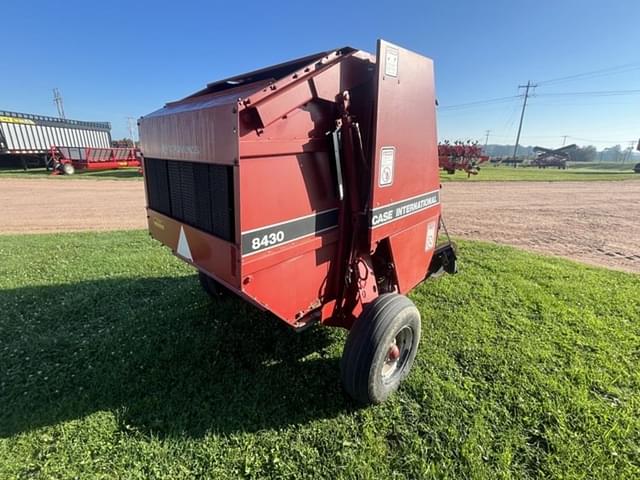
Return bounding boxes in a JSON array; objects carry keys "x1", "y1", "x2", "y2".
[
  {"x1": 1, "y1": 178, "x2": 638, "y2": 273},
  {"x1": 0, "y1": 179, "x2": 146, "y2": 234},
  {"x1": 441, "y1": 180, "x2": 640, "y2": 273}
]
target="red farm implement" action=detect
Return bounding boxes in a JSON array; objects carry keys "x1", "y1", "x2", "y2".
[
  {"x1": 48, "y1": 145, "x2": 141, "y2": 175},
  {"x1": 139, "y1": 40, "x2": 457, "y2": 405},
  {"x1": 438, "y1": 141, "x2": 489, "y2": 176}
]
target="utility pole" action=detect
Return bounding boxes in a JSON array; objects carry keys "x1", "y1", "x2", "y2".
[
  {"x1": 484, "y1": 129, "x2": 491, "y2": 147},
  {"x1": 511, "y1": 81, "x2": 537, "y2": 166},
  {"x1": 624, "y1": 140, "x2": 635, "y2": 163},
  {"x1": 126, "y1": 117, "x2": 137, "y2": 147},
  {"x1": 561, "y1": 135, "x2": 568, "y2": 146},
  {"x1": 53, "y1": 88, "x2": 66, "y2": 119}
]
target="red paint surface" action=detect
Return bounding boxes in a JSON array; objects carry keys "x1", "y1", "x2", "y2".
[{"x1": 139, "y1": 40, "x2": 444, "y2": 328}]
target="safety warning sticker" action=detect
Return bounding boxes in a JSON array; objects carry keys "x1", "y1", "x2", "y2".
[
  {"x1": 385, "y1": 47, "x2": 399, "y2": 77},
  {"x1": 379, "y1": 146, "x2": 395, "y2": 187}
]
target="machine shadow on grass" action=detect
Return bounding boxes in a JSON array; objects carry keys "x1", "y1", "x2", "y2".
[{"x1": 0, "y1": 275, "x2": 350, "y2": 439}]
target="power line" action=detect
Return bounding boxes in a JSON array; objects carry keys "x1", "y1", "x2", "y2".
[
  {"x1": 536, "y1": 62, "x2": 640, "y2": 86},
  {"x1": 501, "y1": 102, "x2": 521, "y2": 134},
  {"x1": 437, "y1": 95, "x2": 521, "y2": 111},
  {"x1": 536, "y1": 89, "x2": 640, "y2": 98}
]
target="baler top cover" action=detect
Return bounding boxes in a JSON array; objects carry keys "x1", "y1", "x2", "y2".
[{"x1": 139, "y1": 40, "x2": 443, "y2": 329}]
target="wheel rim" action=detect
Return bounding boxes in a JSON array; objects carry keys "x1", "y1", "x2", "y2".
[{"x1": 381, "y1": 325, "x2": 413, "y2": 383}]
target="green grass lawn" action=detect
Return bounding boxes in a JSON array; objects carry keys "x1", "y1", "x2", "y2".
[
  {"x1": 440, "y1": 165, "x2": 639, "y2": 182},
  {"x1": 0, "y1": 167, "x2": 142, "y2": 180},
  {"x1": 1, "y1": 231, "x2": 638, "y2": 479},
  {"x1": 567, "y1": 162, "x2": 638, "y2": 170}
]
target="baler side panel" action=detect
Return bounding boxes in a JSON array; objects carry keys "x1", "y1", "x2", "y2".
[
  {"x1": 368, "y1": 40, "x2": 441, "y2": 293},
  {"x1": 387, "y1": 216, "x2": 440, "y2": 292},
  {"x1": 139, "y1": 96, "x2": 243, "y2": 290},
  {"x1": 139, "y1": 101, "x2": 238, "y2": 166},
  {"x1": 237, "y1": 99, "x2": 340, "y2": 326},
  {"x1": 146, "y1": 210, "x2": 239, "y2": 287},
  {"x1": 234, "y1": 53, "x2": 378, "y2": 326}
]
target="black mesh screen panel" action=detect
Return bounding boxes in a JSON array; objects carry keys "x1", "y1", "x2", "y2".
[{"x1": 144, "y1": 158, "x2": 234, "y2": 242}]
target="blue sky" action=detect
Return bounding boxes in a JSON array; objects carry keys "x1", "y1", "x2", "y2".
[{"x1": 1, "y1": 0, "x2": 638, "y2": 149}]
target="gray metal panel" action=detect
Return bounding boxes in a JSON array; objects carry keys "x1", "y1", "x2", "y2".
[
  {"x1": 45, "y1": 126, "x2": 54, "y2": 149},
  {"x1": 70, "y1": 129, "x2": 79, "y2": 147},
  {"x1": 9, "y1": 124, "x2": 20, "y2": 150},
  {"x1": 52, "y1": 127, "x2": 62, "y2": 147},
  {"x1": 53, "y1": 127, "x2": 65, "y2": 145},
  {"x1": 35, "y1": 125, "x2": 46, "y2": 150},
  {"x1": 0, "y1": 125, "x2": 7, "y2": 151},
  {"x1": 17, "y1": 125, "x2": 30, "y2": 149},
  {"x1": 79, "y1": 129, "x2": 87, "y2": 147},
  {"x1": 33, "y1": 124, "x2": 45, "y2": 150},
  {"x1": 0, "y1": 117, "x2": 113, "y2": 153},
  {"x1": 27, "y1": 126, "x2": 38, "y2": 149},
  {"x1": 3, "y1": 123, "x2": 16, "y2": 150}
]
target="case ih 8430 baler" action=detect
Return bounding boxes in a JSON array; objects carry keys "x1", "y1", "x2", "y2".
[{"x1": 139, "y1": 40, "x2": 456, "y2": 404}]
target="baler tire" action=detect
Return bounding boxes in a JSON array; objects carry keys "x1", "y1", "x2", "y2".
[
  {"x1": 340, "y1": 293, "x2": 421, "y2": 405},
  {"x1": 62, "y1": 163, "x2": 75, "y2": 175},
  {"x1": 198, "y1": 272, "x2": 228, "y2": 299}
]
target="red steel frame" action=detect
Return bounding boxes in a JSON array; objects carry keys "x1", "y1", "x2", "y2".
[
  {"x1": 49, "y1": 145, "x2": 141, "y2": 172},
  {"x1": 139, "y1": 40, "x2": 451, "y2": 331}
]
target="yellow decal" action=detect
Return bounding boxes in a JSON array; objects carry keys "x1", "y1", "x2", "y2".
[
  {"x1": 0, "y1": 116, "x2": 36, "y2": 125},
  {"x1": 152, "y1": 217, "x2": 165, "y2": 230}
]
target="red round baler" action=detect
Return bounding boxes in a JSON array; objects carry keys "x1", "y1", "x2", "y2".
[{"x1": 139, "y1": 39, "x2": 457, "y2": 404}]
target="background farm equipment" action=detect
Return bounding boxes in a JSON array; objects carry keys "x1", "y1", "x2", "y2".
[
  {"x1": 531, "y1": 144, "x2": 577, "y2": 169},
  {"x1": 48, "y1": 145, "x2": 141, "y2": 175},
  {"x1": 438, "y1": 141, "x2": 489, "y2": 176},
  {"x1": 139, "y1": 39, "x2": 456, "y2": 405},
  {"x1": 0, "y1": 110, "x2": 111, "y2": 170}
]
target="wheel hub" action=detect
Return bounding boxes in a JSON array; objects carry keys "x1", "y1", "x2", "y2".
[
  {"x1": 380, "y1": 326, "x2": 413, "y2": 382},
  {"x1": 387, "y1": 344, "x2": 400, "y2": 361}
]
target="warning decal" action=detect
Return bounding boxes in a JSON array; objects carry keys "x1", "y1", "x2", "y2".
[
  {"x1": 379, "y1": 147, "x2": 395, "y2": 187},
  {"x1": 177, "y1": 226, "x2": 193, "y2": 261},
  {"x1": 385, "y1": 47, "x2": 399, "y2": 77},
  {"x1": 426, "y1": 221, "x2": 437, "y2": 251}
]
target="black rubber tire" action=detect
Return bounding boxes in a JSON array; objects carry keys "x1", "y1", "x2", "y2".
[
  {"x1": 62, "y1": 163, "x2": 75, "y2": 175},
  {"x1": 198, "y1": 271, "x2": 227, "y2": 298},
  {"x1": 341, "y1": 294, "x2": 421, "y2": 405}
]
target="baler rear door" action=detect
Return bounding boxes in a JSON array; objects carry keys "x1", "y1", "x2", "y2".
[{"x1": 368, "y1": 39, "x2": 442, "y2": 293}]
